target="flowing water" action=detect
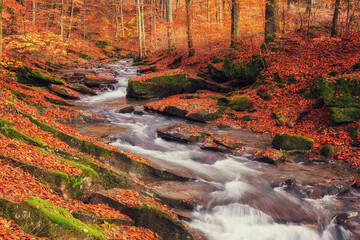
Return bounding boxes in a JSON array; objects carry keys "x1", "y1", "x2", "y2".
[{"x1": 69, "y1": 60, "x2": 360, "y2": 240}]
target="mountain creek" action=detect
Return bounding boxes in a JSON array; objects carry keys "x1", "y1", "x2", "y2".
[{"x1": 64, "y1": 60, "x2": 360, "y2": 240}]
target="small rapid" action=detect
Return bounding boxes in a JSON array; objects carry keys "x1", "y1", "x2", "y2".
[{"x1": 71, "y1": 60, "x2": 357, "y2": 240}]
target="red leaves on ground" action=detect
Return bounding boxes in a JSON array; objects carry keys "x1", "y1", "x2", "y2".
[
  {"x1": 0, "y1": 216, "x2": 40, "y2": 240},
  {"x1": 105, "y1": 225, "x2": 158, "y2": 240}
]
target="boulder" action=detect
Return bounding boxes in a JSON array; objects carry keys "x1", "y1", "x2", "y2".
[
  {"x1": 253, "y1": 149, "x2": 286, "y2": 165},
  {"x1": 48, "y1": 84, "x2": 80, "y2": 100},
  {"x1": 84, "y1": 75, "x2": 117, "y2": 87},
  {"x1": 272, "y1": 133, "x2": 314, "y2": 151},
  {"x1": 310, "y1": 76, "x2": 360, "y2": 123},
  {"x1": 200, "y1": 136, "x2": 244, "y2": 153},
  {"x1": 126, "y1": 69, "x2": 210, "y2": 99},
  {"x1": 320, "y1": 145, "x2": 341, "y2": 157},
  {"x1": 187, "y1": 108, "x2": 223, "y2": 123},
  {"x1": 157, "y1": 124, "x2": 210, "y2": 144},
  {"x1": 228, "y1": 96, "x2": 251, "y2": 111},
  {"x1": 237, "y1": 114, "x2": 259, "y2": 121},
  {"x1": 163, "y1": 106, "x2": 189, "y2": 118},
  {"x1": 118, "y1": 106, "x2": 135, "y2": 114}
]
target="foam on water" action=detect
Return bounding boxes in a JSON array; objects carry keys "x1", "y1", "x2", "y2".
[{"x1": 189, "y1": 203, "x2": 323, "y2": 240}]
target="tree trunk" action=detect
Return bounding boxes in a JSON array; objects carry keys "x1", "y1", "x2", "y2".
[
  {"x1": 0, "y1": 0, "x2": 4, "y2": 58},
  {"x1": 136, "y1": 0, "x2": 143, "y2": 59},
  {"x1": 120, "y1": 0, "x2": 125, "y2": 37},
  {"x1": 68, "y1": 0, "x2": 75, "y2": 40},
  {"x1": 83, "y1": 0, "x2": 87, "y2": 40},
  {"x1": 331, "y1": 0, "x2": 341, "y2": 36},
  {"x1": 115, "y1": 0, "x2": 120, "y2": 42},
  {"x1": 186, "y1": 0, "x2": 195, "y2": 57},
  {"x1": 32, "y1": 0, "x2": 36, "y2": 26},
  {"x1": 265, "y1": 0, "x2": 280, "y2": 43},
  {"x1": 141, "y1": 0, "x2": 146, "y2": 56},
  {"x1": 230, "y1": 0, "x2": 241, "y2": 47},
  {"x1": 306, "y1": 0, "x2": 311, "y2": 33},
  {"x1": 60, "y1": 0, "x2": 64, "y2": 39},
  {"x1": 166, "y1": 0, "x2": 175, "y2": 52}
]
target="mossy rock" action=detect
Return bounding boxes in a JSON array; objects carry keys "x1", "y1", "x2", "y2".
[
  {"x1": 88, "y1": 193, "x2": 193, "y2": 240},
  {"x1": 95, "y1": 41, "x2": 109, "y2": 49},
  {"x1": 223, "y1": 55, "x2": 265, "y2": 85},
  {"x1": 228, "y1": 96, "x2": 251, "y2": 111},
  {"x1": 310, "y1": 75, "x2": 360, "y2": 123},
  {"x1": 126, "y1": 69, "x2": 209, "y2": 99},
  {"x1": 48, "y1": 84, "x2": 81, "y2": 100},
  {"x1": 0, "y1": 117, "x2": 15, "y2": 127},
  {"x1": 187, "y1": 108, "x2": 223, "y2": 122},
  {"x1": 13, "y1": 65, "x2": 65, "y2": 86},
  {"x1": 0, "y1": 197, "x2": 106, "y2": 239},
  {"x1": 69, "y1": 83, "x2": 97, "y2": 95},
  {"x1": 272, "y1": 133, "x2": 314, "y2": 151},
  {"x1": 44, "y1": 96, "x2": 75, "y2": 106},
  {"x1": 0, "y1": 126, "x2": 47, "y2": 148},
  {"x1": 329, "y1": 107, "x2": 360, "y2": 123},
  {"x1": 320, "y1": 145, "x2": 341, "y2": 157}
]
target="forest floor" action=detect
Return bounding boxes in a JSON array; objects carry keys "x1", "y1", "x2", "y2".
[{"x1": 142, "y1": 29, "x2": 360, "y2": 169}]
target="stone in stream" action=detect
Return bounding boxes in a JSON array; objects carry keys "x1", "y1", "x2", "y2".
[
  {"x1": 157, "y1": 124, "x2": 210, "y2": 144},
  {"x1": 84, "y1": 74, "x2": 118, "y2": 87},
  {"x1": 48, "y1": 84, "x2": 80, "y2": 100},
  {"x1": 118, "y1": 106, "x2": 135, "y2": 114},
  {"x1": 253, "y1": 148, "x2": 286, "y2": 165},
  {"x1": 334, "y1": 211, "x2": 360, "y2": 239},
  {"x1": 68, "y1": 83, "x2": 97, "y2": 95},
  {"x1": 200, "y1": 136, "x2": 244, "y2": 153}
]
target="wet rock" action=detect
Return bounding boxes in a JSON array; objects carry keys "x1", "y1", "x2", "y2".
[
  {"x1": 200, "y1": 138, "x2": 231, "y2": 153},
  {"x1": 187, "y1": 108, "x2": 223, "y2": 123},
  {"x1": 74, "y1": 72, "x2": 86, "y2": 81},
  {"x1": 163, "y1": 106, "x2": 189, "y2": 118},
  {"x1": 157, "y1": 124, "x2": 210, "y2": 144},
  {"x1": 99, "y1": 84, "x2": 115, "y2": 91},
  {"x1": 200, "y1": 136, "x2": 244, "y2": 153},
  {"x1": 334, "y1": 211, "x2": 360, "y2": 238},
  {"x1": 253, "y1": 149, "x2": 286, "y2": 165},
  {"x1": 48, "y1": 84, "x2": 80, "y2": 100},
  {"x1": 118, "y1": 106, "x2": 135, "y2": 114},
  {"x1": 272, "y1": 133, "x2": 314, "y2": 151},
  {"x1": 84, "y1": 75, "x2": 117, "y2": 87},
  {"x1": 68, "y1": 83, "x2": 97, "y2": 95},
  {"x1": 133, "y1": 111, "x2": 145, "y2": 116}
]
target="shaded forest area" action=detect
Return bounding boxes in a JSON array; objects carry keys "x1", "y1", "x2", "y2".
[{"x1": 0, "y1": 0, "x2": 359, "y2": 239}]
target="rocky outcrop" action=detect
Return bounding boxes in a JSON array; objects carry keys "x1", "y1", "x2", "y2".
[
  {"x1": 311, "y1": 75, "x2": 360, "y2": 123},
  {"x1": 48, "y1": 84, "x2": 80, "y2": 100},
  {"x1": 157, "y1": 124, "x2": 210, "y2": 143}
]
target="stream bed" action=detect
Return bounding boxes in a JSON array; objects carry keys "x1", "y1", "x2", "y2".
[{"x1": 68, "y1": 60, "x2": 360, "y2": 240}]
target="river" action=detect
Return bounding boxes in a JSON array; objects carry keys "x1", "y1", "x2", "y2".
[{"x1": 68, "y1": 60, "x2": 359, "y2": 240}]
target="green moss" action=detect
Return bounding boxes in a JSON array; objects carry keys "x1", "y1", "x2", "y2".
[
  {"x1": 228, "y1": 96, "x2": 251, "y2": 111},
  {"x1": 348, "y1": 126, "x2": 359, "y2": 139},
  {"x1": 12, "y1": 90, "x2": 32, "y2": 100},
  {"x1": 298, "y1": 87, "x2": 307, "y2": 94},
  {"x1": 223, "y1": 55, "x2": 264, "y2": 84},
  {"x1": 95, "y1": 41, "x2": 109, "y2": 48},
  {"x1": 272, "y1": 133, "x2": 314, "y2": 151},
  {"x1": 329, "y1": 107, "x2": 360, "y2": 123},
  {"x1": 0, "y1": 197, "x2": 106, "y2": 239},
  {"x1": 320, "y1": 145, "x2": 341, "y2": 157},
  {"x1": 13, "y1": 65, "x2": 65, "y2": 85},
  {"x1": 0, "y1": 127, "x2": 47, "y2": 147},
  {"x1": 0, "y1": 117, "x2": 15, "y2": 127},
  {"x1": 271, "y1": 111, "x2": 287, "y2": 121},
  {"x1": 26, "y1": 197, "x2": 106, "y2": 239},
  {"x1": 127, "y1": 70, "x2": 208, "y2": 99}
]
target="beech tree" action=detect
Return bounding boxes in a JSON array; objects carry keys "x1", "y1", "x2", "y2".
[
  {"x1": 0, "y1": 0, "x2": 4, "y2": 58},
  {"x1": 331, "y1": 0, "x2": 341, "y2": 36},
  {"x1": 186, "y1": 0, "x2": 195, "y2": 57},
  {"x1": 166, "y1": 0, "x2": 175, "y2": 52},
  {"x1": 265, "y1": 0, "x2": 280, "y2": 43},
  {"x1": 231, "y1": 0, "x2": 240, "y2": 47}
]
